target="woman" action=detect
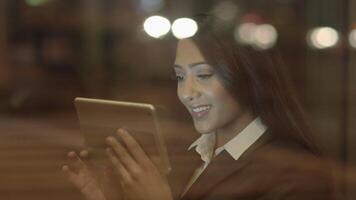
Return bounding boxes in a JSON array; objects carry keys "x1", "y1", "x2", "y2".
[{"x1": 62, "y1": 15, "x2": 335, "y2": 200}]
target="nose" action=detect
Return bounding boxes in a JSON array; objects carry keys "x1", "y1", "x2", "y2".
[{"x1": 179, "y1": 76, "x2": 201, "y2": 102}]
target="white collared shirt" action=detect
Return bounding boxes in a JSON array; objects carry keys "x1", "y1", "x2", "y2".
[{"x1": 181, "y1": 117, "x2": 267, "y2": 197}]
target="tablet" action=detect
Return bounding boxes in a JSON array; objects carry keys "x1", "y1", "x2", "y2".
[{"x1": 74, "y1": 97, "x2": 171, "y2": 175}]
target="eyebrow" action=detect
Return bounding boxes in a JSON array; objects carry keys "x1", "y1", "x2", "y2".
[{"x1": 174, "y1": 62, "x2": 208, "y2": 69}]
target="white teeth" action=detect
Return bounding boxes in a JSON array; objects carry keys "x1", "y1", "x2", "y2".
[{"x1": 192, "y1": 105, "x2": 210, "y2": 113}]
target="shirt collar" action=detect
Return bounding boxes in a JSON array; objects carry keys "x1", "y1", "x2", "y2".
[
  {"x1": 188, "y1": 117, "x2": 267, "y2": 162},
  {"x1": 223, "y1": 117, "x2": 267, "y2": 160},
  {"x1": 188, "y1": 132, "x2": 216, "y2": 164}
]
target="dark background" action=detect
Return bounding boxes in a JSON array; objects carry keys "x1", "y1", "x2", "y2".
[{"x1": 0, "y1": 0, "x2": 354, "y2": 199}]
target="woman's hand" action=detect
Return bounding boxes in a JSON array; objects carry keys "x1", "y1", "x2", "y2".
[
  {"x1": 62, "y1": 150, "x2": 121, "y2": 200},
  {"x1": 106, "y1": 129, "x2": 173, "y2": 200}
]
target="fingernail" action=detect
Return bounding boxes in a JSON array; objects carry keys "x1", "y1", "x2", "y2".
[
  {"x1": 106, "y1": 136, "x2": 114, "y2": 144},
  {"x1": 67, "y1": 151, "x2": 75, "y2": 158},
  {"x1": 117, "y1": 128, "x2": 127, "y2": 134}
]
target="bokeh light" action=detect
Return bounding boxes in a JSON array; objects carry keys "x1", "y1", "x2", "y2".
[
  {"x1": 171, "y1": 18, "x2": 198, "y2": 39},
  {"x1": 308, "y1": 27, "x2": 339, "y2": 49},
  {"x1": 254, "y1": 24, "x2": 278, "y2": 49},
  {"x1": 143, "y1": 16, "x2": 171, "y2": 38},
  {"x1": 234, "y1": 23, "x2": 278, "y2": 49},
  {"x1": 349, "y1": 29, "x2": 356, "y2": 48},
  {"x1": 234, "y1": 23, "x2": 257, "y2": 45}
]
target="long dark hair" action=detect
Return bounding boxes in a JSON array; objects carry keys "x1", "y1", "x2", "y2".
[{"x1": 190, "y1": 14, "x2": 319, "y2": 154}]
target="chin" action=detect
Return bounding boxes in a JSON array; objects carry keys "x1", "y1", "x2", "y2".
[{"x1": 194, "y1": 123, "x2": 215, "y2": 134}]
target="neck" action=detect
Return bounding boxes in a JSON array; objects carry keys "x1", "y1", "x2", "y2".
[{"x1": 216, "y1": 110, "x2": 255, "y2": 148}]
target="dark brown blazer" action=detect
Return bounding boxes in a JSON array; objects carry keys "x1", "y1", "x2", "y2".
[{"x1": 169, "y1": 131, "x2": 335, "y2": 200}]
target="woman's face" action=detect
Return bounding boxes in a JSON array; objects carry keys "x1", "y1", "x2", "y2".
[{"x1": 174, "y1": 39, "x2": 245, "y2": 134}]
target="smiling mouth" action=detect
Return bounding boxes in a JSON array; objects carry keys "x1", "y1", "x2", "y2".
[{"x1": 191, "y1": 105, "x2": 212, "y2": 119}]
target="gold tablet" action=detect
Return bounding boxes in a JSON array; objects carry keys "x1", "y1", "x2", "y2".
[{"x1": 74, "y1": 97, "x2": 171, "y2": 175}]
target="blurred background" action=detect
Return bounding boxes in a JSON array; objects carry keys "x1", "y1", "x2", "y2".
[{"x1": 0, "y1": 0, "x2": 355, "y2": 199}]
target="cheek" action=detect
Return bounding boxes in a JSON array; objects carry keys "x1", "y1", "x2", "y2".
[
  {"x1": 207, "y1": 82, "x2": 230, "y2": 102},
  {"x1": 177, "y1": 86, "x2": 184, "y2": 103},
  {"x1": 209, "y1": 84, "x2": 240, "y2": 113},
  {"x1": 177, "y1": 86, "x2": 189, "y2": 111}
]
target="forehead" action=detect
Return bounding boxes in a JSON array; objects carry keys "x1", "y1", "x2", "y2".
[{"x1": 174, "y1": 39, "x2": 206, "y2": 67}]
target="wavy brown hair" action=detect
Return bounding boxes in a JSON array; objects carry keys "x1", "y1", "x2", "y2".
[{"x1": 190, "y1": 14, "x2": 319, "y2": 154}]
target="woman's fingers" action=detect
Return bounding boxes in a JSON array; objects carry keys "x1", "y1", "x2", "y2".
[
  {"x1": 79, "y1": 149, "x2": 90, "y2": 158},
  {"x1": 67, "y1": 151, "x2": 77, "y2": 160},
  {"x1": 62, "y1": 165, "x2": 71, "y2": 176},
  {"x1": 63, "y1": 150, "x2": 98, "y2": 190},
  {"x1": 62, "y1": 164, "x2": 72, "y2": 176},
  {"x1": 62, "y1": 164, "x2": 82, "y2": 185},
  {"x1": 116, "y1": 129, "x2": 151, "y2": 166},
  {"x1": 106, "y1": 148, "x2": 132, "y2": 183},
  {"x1": 78, "y1": 149, "x2": 99, "y2": 171},
  {"x1": 65, "y1": 150, "x2": 92, "y2": 175},
  {"x1": 106, "y1": 136, "x2": 139, "y2": 171},
  {"x1": 66, "y1": 151, "x2": 84, "y2": 173}
]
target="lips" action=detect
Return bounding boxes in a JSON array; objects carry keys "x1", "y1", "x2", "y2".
[{"x1": 191, "y1": 105, "x2": 212, "y2": 119}]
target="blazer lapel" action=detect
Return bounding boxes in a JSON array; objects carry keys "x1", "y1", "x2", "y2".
[
  {"x1": 181, "y1": 130, "x2": 274, "y2": 200},
  {"x1": 181, "y1": 150, "x2": 248, "y2": 200},
  {"x1": 169, "y1": 146, "x2": 202, "y2": 200}
]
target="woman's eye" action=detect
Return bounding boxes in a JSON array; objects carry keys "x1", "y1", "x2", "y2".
[
  {"x1": 175, "y1": 75, "x2": 184, "y2": 81},
  {"x1": 197, "y1": 74, "x2": 213, "y2": 80}
]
